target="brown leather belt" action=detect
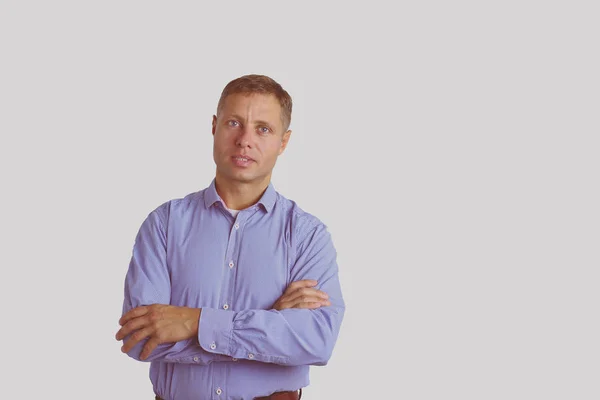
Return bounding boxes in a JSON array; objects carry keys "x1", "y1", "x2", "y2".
[{"x1": 155, "y1": 389, "x2": 301, "y2": 400}]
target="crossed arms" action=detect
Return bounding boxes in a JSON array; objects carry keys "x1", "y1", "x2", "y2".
[{"x1": 115, "y1": 210, "x2": 345, "y2": 367}]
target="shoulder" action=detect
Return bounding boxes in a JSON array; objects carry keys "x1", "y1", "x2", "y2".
[
  {"x1": 146, "y1": 189, "x2": 205, "y2": 224},
  {"x1": 274, "y1": 191, "x2": 328, "y2": 244}
]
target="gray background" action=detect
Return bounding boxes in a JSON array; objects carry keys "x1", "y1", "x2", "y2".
[{"x1": 1, "y1": 1, "x2": 598, "y2": 399}]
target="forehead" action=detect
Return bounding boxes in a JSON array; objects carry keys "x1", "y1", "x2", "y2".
[{"x1": 220, "y1": 93, "x2": 282, "y2": 121}]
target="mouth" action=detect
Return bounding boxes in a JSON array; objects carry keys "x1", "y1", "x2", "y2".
[{"x1": 231, "y1": 155, "x2": 255, "y2": 167}]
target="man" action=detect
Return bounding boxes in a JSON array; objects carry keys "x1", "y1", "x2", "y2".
[{"x1": 115, "y1": 74, "x2": 345, "y2": 400}]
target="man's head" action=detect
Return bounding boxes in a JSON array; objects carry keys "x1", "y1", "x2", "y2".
[
  {"x1": 212, "y1": 74, "x2": 293, "y2": 186},
  {"x1": 216, "y1": 74, "x2": 292, "y2": 132}
]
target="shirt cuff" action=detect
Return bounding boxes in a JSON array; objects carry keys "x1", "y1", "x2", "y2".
[{"x1": 198, "y1": 307, "x2": 235, "y2": 357}]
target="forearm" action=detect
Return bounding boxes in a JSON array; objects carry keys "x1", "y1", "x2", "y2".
[
  {"x1": 123, "y1": 336, "x2": 208, "y2": 364},
  {"x1": 191, "y1": 221, "x2": 346, "y2": 367},
  {"x1": 198, "y1": 301, "x2": 345, "y2": 366},
  {"x1": 120, "y1": 306, "x2": 233, "y2": 365},
  {"x1": 120, "y1": 208, "x2": 233, "y2": 365}
]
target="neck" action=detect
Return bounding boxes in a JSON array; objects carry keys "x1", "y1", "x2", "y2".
[{"x1": 214, "y1": 173, "x2": 271, "y2": 210}]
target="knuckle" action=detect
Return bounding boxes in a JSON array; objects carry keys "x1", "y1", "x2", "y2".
[{"x1": 149, "y1": 312, "x2": 161, "y2": 322}]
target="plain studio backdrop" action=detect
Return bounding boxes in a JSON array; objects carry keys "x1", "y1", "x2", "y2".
[{"x1": 1, "y1": 1, "x2": 598, "y2": 399}]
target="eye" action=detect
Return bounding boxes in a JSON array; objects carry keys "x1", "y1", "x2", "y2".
[
  {"x1": 258, "y1": 126, "x2": 271, "y2": 134},
  {"x1": 228, "y1": 120, "x2": 240, "y2": 127}
]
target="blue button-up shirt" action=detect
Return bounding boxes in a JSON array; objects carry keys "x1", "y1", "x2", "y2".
[{"x1": 121, "y1": 179, "x2": 345, "y2": 400}]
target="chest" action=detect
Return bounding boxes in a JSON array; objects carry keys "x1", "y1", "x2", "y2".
[{"x1": 166, "y1": 210, "x2": 292, "y2": 311}]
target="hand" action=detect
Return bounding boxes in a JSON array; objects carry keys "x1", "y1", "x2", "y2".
[
  {"x1": 115, "y1": 304, "x2": 201, "y2": 360},
  {"x1": 272, "y1": 279, "x2": 330, "y2": 311}
]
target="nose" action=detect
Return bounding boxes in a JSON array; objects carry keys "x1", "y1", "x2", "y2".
[{"x1": 235, "y1": 126, "x2": 253, "y2": 148}]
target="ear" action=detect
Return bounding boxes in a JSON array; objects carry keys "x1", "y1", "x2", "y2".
[
  {"x1": 212, "y1": 115, "x2": 217, "y2": 136},
  {"x1": 278, "y1": 130, "x2": 292, "y2": 155}
]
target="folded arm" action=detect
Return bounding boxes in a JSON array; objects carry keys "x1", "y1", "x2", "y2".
[
  {"x1": 118, "y1": 208, "x2": 345, "y2": 367},
  {"x1": 197, "y1": 222, "x2": 345, "y2": 366},
  {"x1": 117, "y1": 206, "x2": 226, "y2": 364}
]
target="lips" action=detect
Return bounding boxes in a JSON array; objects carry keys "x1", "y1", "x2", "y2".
[
  {"x1": 232, "y1": 155, "x2": 254, "y2": 162},
  {"x1": 233, "y1": 156, "x2": 254, "y2": 161},
  {"x1": 231, "y1": 155, "x2": 255, "y2": 167}
]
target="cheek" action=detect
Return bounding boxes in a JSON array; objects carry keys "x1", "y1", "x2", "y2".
[
  {"x1": 215, "y1": 136, "x2": 231, "y2": 152},
  {"x1": 264, "y1": 145, "x2": 282, "y2": 161}
]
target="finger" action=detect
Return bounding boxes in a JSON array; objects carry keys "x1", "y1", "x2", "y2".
[
  {"x1": 279, "y1": 297, "x2": 331, "y2": 310},
  {"x1": 284, "y1": 279, "x2": 318, "y2": 294},
  {"x1": 276, "y1": 290, "x2": 328, "y2": 310},
  {"x1": 121, "y1": 326, "x2": 153, "y2": 354},
  {"x1": 140, "y1": 337, "x2": 161, "y2": 360},
  {"x1": 290, "y1": 301, "x2": 326, "y2": 309},
  {"x1": 277, "y1": 301, "x2": 318, "y2": 310},
  {"x1": 284, "y1": 288, "x2": 329, "y2": 304},
  {"x1": 116, "y1": 315, "x2": 151, "y2": 340},
  {"x1": 119, "y1": 306, "x2": 149, "y2": 326},
  {"x1": 281, "y1": 287, "x2": 326, "y2": 304}
]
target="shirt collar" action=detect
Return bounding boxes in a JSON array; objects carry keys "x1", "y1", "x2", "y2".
[{"x1": 203, "y1": 178, "x2": 277, "y2": 213}]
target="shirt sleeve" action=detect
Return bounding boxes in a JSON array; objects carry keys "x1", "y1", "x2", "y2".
[
  {"x1": 120, "y1": 204, "x2": 229, "y2": 365},
  {"x1": 197, "y1": 220, "x2": 345, "y2": 366}
]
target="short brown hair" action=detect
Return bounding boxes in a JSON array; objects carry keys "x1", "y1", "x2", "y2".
[{"x1": 216, "y1": 74, "x2": 293, "y2": 132}]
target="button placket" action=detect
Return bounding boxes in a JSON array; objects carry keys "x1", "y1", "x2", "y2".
[
  {"x1": 221, "y1": 211, "x2": 247, "y2": 375},
  {"x1": 212, "y1": 214, "x2": 241, "y2": 400}
]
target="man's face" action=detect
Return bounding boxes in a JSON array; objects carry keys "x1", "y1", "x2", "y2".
[{"x1": 212, "y1": 93, "x2": 291, "y2": 185}]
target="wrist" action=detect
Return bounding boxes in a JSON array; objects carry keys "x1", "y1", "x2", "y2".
[
  {"x1": 194, "y1": 308, "x2": 201, "y2": 335},
  {"x1": 186, "y1": 307, "x2": 201, "y2": 336}
]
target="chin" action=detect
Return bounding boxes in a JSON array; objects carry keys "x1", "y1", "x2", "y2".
[{"x1": 225, "y1": 170, "x2": 256, "y2": 182}]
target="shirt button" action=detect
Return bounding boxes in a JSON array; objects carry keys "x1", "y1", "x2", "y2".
[
  {"x1": 216, "y1": 387, "x2": 222, "y2": 395},
  {"x1": 210, "y1": 342, "x2": 216, "y2": 350},
  {"x1": 248, "y1": 353, "x2": 254, "y2": 359},
  {"x1": 223, "y1": 303, "x2": 229, "y2": 310},
  {"x1": 234, "y1": 223, "x2": 239, "y2": 229},
  {"x1": 193, "y1": 356, "x2": 199, "y2": 362},
  {"x1": 229, "y1": 261, "x2": 234, "y2": 268}
]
